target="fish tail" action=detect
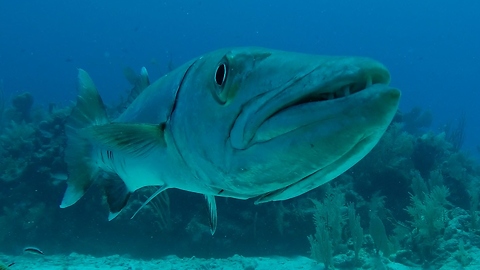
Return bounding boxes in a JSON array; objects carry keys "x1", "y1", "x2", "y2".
[{"x1": 60, "y1": 69, "x2": 109, "y2": 208}]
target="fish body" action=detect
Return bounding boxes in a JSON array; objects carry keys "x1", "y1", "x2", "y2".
[
  {"x1": 23, "y1": 246, "x2": 44, "y2": 255},
  {"x1": 60, "y1": 47, "x2": 400, "y2": 233}
]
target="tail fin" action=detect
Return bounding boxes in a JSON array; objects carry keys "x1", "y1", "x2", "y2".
[{"x1": 60, "y1": 69, "x2": 108, "y2": 208}]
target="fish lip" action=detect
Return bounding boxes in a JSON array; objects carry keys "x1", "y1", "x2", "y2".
[
  {"x1": 253, "y1": 83, "x2": 398, "y2": 143},
  {"x1": 230, "y1": 67, "x2": 391, "y2": 149},
  {"x1": 264, "y1": 65, "x2": 391, "y2": 121}
]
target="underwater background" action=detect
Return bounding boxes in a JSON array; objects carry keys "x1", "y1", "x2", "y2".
[{"x1": 0, "y1": 0, "x2": 480, "y2": 269}]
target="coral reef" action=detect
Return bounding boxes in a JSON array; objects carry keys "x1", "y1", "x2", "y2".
[
  {"x1": 304, "y1": 112, "x2": 480, "y2": 269},
  {"x1": 0, "y1": 89, "x2": 480, "y2": 269}
]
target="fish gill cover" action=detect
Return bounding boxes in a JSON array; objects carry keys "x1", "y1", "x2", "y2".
[{"x1": 0, "y1": 1, "x2": 479, "y2": 269}]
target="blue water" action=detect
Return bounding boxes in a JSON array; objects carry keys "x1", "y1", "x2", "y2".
[
  {"x1": 1, "y1": 1, "x2": 479, "y2": 152},
  {"x1": 1, "y1": 0, "x2": 480, "y2": 264}
]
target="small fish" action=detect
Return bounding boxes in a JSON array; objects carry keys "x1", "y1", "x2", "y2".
[
  {"x1": 23, "y1": 247, "x2": 44, "y2": 255},
  {"x1": 60, "y1": 47, "x2": 401, "y2": 235}
]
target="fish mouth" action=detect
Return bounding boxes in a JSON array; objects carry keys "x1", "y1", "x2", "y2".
[
  {"x1": 230, "y1": 64, "x2": 392, "y2": 149},
  {"x1": 268, "y1": 71, "x2": 389, "y2": 117}
]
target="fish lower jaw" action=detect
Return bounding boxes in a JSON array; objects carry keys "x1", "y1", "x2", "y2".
[
  {"x1": 251, "y1": 84, "x2": 397, "y2": 144},
  {"x1": 243, "y1": 80, "x2": 389, "y2": 147}
]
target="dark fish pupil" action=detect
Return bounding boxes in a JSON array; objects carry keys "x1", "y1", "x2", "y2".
[{"x1": 215, "y1": 63, "x2": 227, "y2": 86}]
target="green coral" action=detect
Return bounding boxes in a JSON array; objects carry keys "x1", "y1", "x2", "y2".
[
  {"x1": 406, "y1": 185, "x2": 450, "y2": 241},
  {"x1": 308, "y1": 220, "x2": 333, "y2": 269},
  {"x1": 308, "y1": 188, "x2": 345, "y2": 268}
]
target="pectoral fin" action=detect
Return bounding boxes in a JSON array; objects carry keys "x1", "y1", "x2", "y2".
[{"x1": 83, "y1": 123, "x2": 166, "y2": 157}]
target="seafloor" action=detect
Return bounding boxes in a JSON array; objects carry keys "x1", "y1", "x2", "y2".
[
  {"x1": 0, "y1": 253, "x2": 412, "y2": 270},
  {"x1": 2, "y1": 251, "x2": 480, "y2": 270}
]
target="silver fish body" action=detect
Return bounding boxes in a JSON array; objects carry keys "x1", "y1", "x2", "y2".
[{"x1": 60, "y1": 47, "x2": 400, "y2": 233}]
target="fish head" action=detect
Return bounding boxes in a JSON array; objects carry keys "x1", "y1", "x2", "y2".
[{"x1": 170, "y1": 47, "x2": 400, "y2": 201}]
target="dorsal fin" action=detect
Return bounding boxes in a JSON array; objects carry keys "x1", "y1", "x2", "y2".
[
  {"x1": 119, "y1": 67, "x2": 150, "y2": 113},
  {"x1": 123, "y1": 66, "x2": 138, "y2": 85}
]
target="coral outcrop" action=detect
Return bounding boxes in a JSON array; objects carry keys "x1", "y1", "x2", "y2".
[{"x1": 0, "y1": 91, "x2": 479, "y2": 268}]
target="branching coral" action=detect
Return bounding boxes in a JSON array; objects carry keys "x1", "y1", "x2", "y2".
[
  {"x1": 308, "y1": 188, "x2": 345, "y2": 268},
  {"x1": 406, "y1": 185, "x2": 451, "y2": 241},
  {"x1": 308, "y1": 220, "x2": 333, "y2": 269}
]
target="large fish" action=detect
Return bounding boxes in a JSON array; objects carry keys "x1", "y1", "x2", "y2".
[{"x1": 60, "y1": 47, "x2": 400, "y2": 234}]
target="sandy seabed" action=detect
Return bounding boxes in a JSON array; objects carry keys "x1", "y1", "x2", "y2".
[
  {"x1": 1, "y1": 252, "x2": 470, "y2": 270},
  {"x1": 1, "y1": 253, "x2": 320, "y2": 270}
]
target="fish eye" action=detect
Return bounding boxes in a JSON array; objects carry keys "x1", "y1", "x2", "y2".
[
  {"x1": 214, "y1": 62, "x2": 227, "y2": 87},
  {"x1": 210, "y1": 59, "x2": 235, "y2": 105}
]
